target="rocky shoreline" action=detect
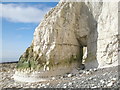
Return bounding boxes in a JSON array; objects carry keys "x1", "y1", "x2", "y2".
[{"x1": 0, "y1": 63, "x2": 119, "y2": 89}]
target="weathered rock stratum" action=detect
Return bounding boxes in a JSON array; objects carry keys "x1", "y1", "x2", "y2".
[{"x1": 13, "y1": 1, "x2": 119, "y2": 82}]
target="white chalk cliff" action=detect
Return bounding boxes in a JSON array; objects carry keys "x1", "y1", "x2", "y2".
[{"x1": 13, "y1": 1, "x2": 119, "y2": 82}]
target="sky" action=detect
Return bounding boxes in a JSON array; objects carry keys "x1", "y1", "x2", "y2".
[{"x1": 1, "y1": 2, "x2": 58, "y2": 62}]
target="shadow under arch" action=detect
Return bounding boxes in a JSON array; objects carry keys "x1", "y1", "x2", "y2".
[{"x1": 76, "y1": 2, "x2": 99, "y2": 69}]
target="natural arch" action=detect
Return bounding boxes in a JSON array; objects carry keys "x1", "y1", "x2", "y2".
[
  {"x1": 14, "y1": 2, "x2": 97, "y2": 82},
  {"x1": 13, "y1": 1, "x2": 118, "y2": 82}
]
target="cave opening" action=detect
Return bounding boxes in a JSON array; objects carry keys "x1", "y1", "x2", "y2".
[
  {"x1": 78, "y1": 45, "x2": 88, "y2": 70},
  {"x1": 76, "y1": 37, "x2": 88, "y2": 70},
  {"x1": 82, "y1": 47, "x2": 87, "y2": 64}
]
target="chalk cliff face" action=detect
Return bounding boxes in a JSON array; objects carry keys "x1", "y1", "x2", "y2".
[
  {"x1": 84, "y1": 2, "x2": 119, "y2": 68},
  {"x1": 14, "y1": 1, "x2": 119, "y2": 82}
]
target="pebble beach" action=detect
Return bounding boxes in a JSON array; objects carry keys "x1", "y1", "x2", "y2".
[{"x1": 0, "y1": 62, "x2": 120, "y2": 89}]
